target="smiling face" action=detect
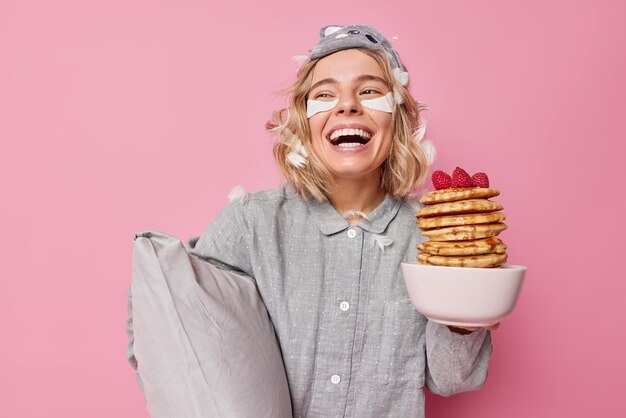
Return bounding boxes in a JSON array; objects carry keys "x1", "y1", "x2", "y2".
[{"x1": 307, "y1": 49, "x2": 394, "y2": 182}]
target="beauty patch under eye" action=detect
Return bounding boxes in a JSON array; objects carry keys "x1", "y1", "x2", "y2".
[
  {"x1": 361, "y1": 91, "x2": 394, "y2": 113},
  {"x1": 306, "y1": 99, "x2": 339, "y2": 118}
]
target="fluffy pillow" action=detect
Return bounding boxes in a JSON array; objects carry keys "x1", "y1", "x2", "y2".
[{"x1": 126, "y1": 230, "x2": 292, "y2": 418}]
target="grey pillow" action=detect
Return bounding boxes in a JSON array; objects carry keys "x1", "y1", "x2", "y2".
[{"x1": 126, "y1": 230, "x2": 292, "y2": 418}]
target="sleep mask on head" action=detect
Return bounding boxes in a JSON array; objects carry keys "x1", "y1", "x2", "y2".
[{"x1": 309, "y1": 24, "x2": 405, "y2": 71}]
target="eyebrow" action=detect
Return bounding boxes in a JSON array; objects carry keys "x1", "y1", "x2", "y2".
[{"x1": 309, "y1": 74, "x2": 388, "y2": 92}]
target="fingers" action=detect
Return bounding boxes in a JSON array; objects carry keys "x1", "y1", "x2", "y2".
[
  {"x1": 453, "y1": 322, "x2": 500, "y2": 333},
  {"x1": 459, "y1": 326, "x2": 480, "y2": 332},
  {"x1": 484, "y1": 322, "x2": 500, "y2": 331}
]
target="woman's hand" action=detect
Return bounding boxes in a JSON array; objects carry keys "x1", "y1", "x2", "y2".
[{"x1": 447, "y1": 322, "x2": 500, "y2": 335}]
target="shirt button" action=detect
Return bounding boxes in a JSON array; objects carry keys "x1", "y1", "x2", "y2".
[
  {"x1": 331, "y1": 374, "x2": 341, "y2": 384},
  {"x1": 347, "y1": 229, "x2": 357, "y2": 238},
  {"x1": 339, "y1": 301, "x2": 350, "y2": 311}
]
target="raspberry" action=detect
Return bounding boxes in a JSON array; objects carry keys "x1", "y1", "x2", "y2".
[
  {"x1": 471, "y1": 172, "x2": 490, "y2": 188},
  {"x1": 451, "y1": 167, "x2": 472, "y2": 188},
  {"x1": 431, "y1": 170, "x2": 452, "y2": 190}
]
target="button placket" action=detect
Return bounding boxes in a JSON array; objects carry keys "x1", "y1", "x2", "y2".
[{"x1": 347, "y1": 228, "x2": 357, "y2": 238}]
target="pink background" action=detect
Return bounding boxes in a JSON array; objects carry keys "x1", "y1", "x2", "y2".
[{"x1": 1, "y1": 0, "x2": 624, "y2": 416}]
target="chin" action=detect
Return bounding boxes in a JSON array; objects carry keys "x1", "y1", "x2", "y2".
[{"x1": 329, "y1": 163, "x2": 381, "y2": 180}]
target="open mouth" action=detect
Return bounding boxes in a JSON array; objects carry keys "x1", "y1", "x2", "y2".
[{"x1": 326, "y1": 128, "x2": 373, "y2": 148}]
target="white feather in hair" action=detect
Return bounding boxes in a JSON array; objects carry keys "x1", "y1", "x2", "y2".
[
  {"x1": 421, "y1": 139, "x2": 436, "y2": 166},
  {"x1": 393, "y1": 86, "x2": 404, "y2": 105},
  {"x1": 228, "y1": 185, "x2": 249, "y2": 204},
  {"x1": 285, "y1": 134, "x2": 308, "y2": 168},
  {"x1": 413, "y1": 120, "x2": 427, "y2": 142},
  {"x1": 292, "y1": 55, "x2": 310, "y2": 67},
  {"x1": 293, "y1": 138, "x2": 308, "y2": 158},
  {"x1": 411, "y1": 120, "x2": 435, "y2": 165},
  {"x1": 286, "y1": 151, "x2": 307, "y2": 168},
  {"x1": 392, "y1": 68, "x2": 410, "y2": 86},
  {"x1": 372, "y1": 233, "x2": 394, "y2": 252}
]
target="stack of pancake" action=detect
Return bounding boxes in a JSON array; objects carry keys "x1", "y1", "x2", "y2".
[{"x1": 416, "y1": 187, "x2": 508, "y2": 268}]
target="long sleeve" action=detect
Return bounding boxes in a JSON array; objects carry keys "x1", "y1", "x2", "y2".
[
  {"x1": 185, "y1": 199, "x2": 254, "y2": 278},
  {"x1": 424, "y1": 320, "x2": 493, "y2": 397}
]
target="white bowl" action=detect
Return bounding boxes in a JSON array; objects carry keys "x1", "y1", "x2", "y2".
[{"x1": 400, "y1": 262, "x2": 526, "y2": 327}]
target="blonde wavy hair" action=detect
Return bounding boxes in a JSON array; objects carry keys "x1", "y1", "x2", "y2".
[{"x1": 266, "y1": 48, "x2": 429, "y2": 201}]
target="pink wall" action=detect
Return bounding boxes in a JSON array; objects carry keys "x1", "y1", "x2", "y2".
[{"x1": 1, "y1": 0, "x2": 624, "y2": 416}]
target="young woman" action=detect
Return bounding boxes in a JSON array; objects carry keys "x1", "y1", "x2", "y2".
[{"x1": 187, "y1": 24, "x2": 496, "y2": 417}]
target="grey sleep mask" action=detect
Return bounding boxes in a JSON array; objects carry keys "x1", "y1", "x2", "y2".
[{"x1": 309, "y1": 24, "x2": 405, "y2": 71}]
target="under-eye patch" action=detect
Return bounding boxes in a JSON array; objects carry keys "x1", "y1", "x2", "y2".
[
  {"x1": 306, "y1": 99, "x2": 339, "y2": 118},
  {"x1": 361, "y1": 92, "x2": 394, "y2": 113}
]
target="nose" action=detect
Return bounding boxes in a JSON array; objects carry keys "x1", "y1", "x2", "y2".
[{"x1": 334, "y1": 93, "x2": 362, "y2": 115}]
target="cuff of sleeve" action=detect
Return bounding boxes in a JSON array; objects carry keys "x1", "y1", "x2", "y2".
[{"x1": 427, "y1": 320, "x2": 488, "y2": 345}]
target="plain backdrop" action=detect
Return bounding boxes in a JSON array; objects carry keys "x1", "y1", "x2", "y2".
[{"x1": 1, "y1": 0, "x2": 625, "y2": 417}]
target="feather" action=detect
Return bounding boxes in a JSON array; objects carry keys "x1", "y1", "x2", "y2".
[
  {"x1": 285, "y1": 135, "x2": 308, "y2": 168},
  {"x1": 413, "y1": 120, "x2": 427, "y2": 142},
  {"x1": 372, "y1": 233, "x2": 394, "y2": 252},
  {"x1": 421, "y1": 139, "x2": 436, "y2": 166},
  {"x1": 392, "y1": 68, "x2": 410, "y2": 86},
  {"x1": 342, "y1": 210, "x2": 370, "y2": 221},
  {"x1": 228, "y1": 185, "x2": 249, "y2": 204},
  {"x1": 292, "y1": 55, "x2": 310, "y2": 66},
  {"x1": 293, "y1": 138, "x2": 308, "y2": 158},
  {"x1": 286, "y1": 151, "x2": 307, "y2": 168},
  {"x1": 393, "y1": 86, "x2": 404, "y2": 105}
]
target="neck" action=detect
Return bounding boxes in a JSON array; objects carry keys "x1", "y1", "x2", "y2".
[{"x1": 326, "y1": 170, "x2": 386, "y2": 222}]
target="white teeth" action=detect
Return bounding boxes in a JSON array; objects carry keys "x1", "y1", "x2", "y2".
[
  {"x1": 337, "y1": 143, "x2": 362, "y2": 147},
  {"x1": 329, "y1": 128, "x2": 372, "y2": 141}
]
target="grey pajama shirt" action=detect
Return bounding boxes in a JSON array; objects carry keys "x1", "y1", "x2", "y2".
[{"x1": 187, "y1": 184, "x2": 493, "y2": 418}]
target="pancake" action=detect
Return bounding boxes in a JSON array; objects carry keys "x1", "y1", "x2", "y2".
[
  {"x1": 417, "y1": 212, "x2": 506, "y2": 230},
  {"x1": 420, "y1": 187, "x2": 500, "y2": 205},
  {"x1": 417, "y1": 252, "x2": 508, "y2": 268},
  {"x1": 421, "y1": 222, "x2": 507, "y2": 241},
  {"x1": 417, "y1": 237, "x2": 507, "y2": 256},
  {"x1": 416, "y1": 199, "x2": 503, "y2": 218}
]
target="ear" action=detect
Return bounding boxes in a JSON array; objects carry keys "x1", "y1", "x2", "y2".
[{"x1": 320, "y1": 25, "x2": 343, "y2": 38}]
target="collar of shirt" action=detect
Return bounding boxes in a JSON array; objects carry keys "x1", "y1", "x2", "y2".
[{"x1": 285, "y1": 185, "x2": 403, "y2": 235}]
